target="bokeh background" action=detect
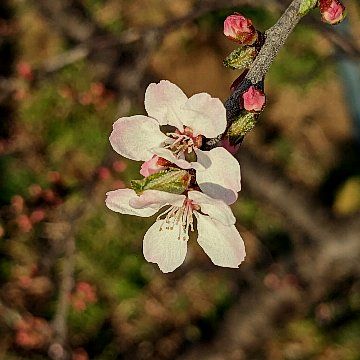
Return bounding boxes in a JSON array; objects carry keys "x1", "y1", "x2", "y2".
[{"x1": 1, "y1": 0, "x2": 360, "y2": 359}]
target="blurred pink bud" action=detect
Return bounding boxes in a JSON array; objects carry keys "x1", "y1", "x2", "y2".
[
  {"x1": 28, "y1": 184, "x2": 42, "y2": 197},
  {"x1": 90, "y1": 82, "x2": 105, "y2": 97},
  {"x1": 77, "y1": 282, "x2": 97, "y2": 303},
  {"x1": 43, "y1": 189, "x2": 56, "y2": 203},
  {"x1": 224, "y1": 13, "x2": 257, "y2": 45},
  {"x1": 17, "y1": 215, "x2": 32, "y2": 233},
  {"x1": 11, "y1": 195, "x2": 24, "y2": 213},
  {"x1": 16, "y1": 62, "x2": 33, "y2": 81},
  {"x1": 112, "y1": 160, "x2": 127, "y2": 173},
  {"x1": 72, "y1": 348, "x2": 89, "y2": 360},
  {"x1": 30, "y1": 209, "x2": 46, "y2": 224},
  {"x1": 140, "y1": 155, "x2": 166, "y2": 177},
  {"x1": 98, "y1": 166, "x2": 111, "y2": 181},
  {"x1": 220, "y1": 138, "x2": 240, "y2": 155},
  {"x1": 79, "y1": 93, "x2": 92, "y2": 105},
  {"x1": 0, "y1": 225, "x2": 4, "y2": 238},
  {"x1": 320, "y1": 0, "x2": 346, "y2": 24},
  {"x1": 242, "y1": 86, "x2": 266, "y2": 112},
  {"x1": 48, "y1": 171, "x2": 61, "y2": 183},
  {"x1": 73, "y1": 298, "x2": 87, "y2": 311}
]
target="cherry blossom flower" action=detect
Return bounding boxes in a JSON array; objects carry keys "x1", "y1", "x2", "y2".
[
  {"x1": 110, "y1": 80, "x2": 241, "y2": 203},
  {"x1": 106, "y1": 188, "x2": 245, "y2": 273},
  {"x1": 223, "y1": 13, "x2": 258, "y2": 45}
]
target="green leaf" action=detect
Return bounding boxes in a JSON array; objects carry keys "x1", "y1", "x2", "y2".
[
  {"x1": 223, "y1": 47, "x2": 257, "y2": 71},
  {"x1": 228, "y1": 112, "x2": 257, "y2": 141},
  {"x1": 299, "y1": 0, "x2": 318, "y2": 16},
  {"x1": 131, "y1": 169, "x2": 190, "y2": 195}
]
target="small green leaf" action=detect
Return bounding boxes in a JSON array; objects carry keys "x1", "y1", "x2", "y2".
[
  {"x1": 223, "y1": 47, "x2": 257, "y2": 71},
  {"x1": 228, "y1": 112, "x2": 257, "y2": 141},
  {"x1": 131, "y1": 169, "x2": 190, "y2": 195},
  {"x1": 299, "y1": 0, "x2": 318, "y2": 16}
]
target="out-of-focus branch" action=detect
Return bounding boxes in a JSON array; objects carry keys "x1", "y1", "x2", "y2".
[{"x1": 179, "y1": 149, "x2": 360, "y2": 360}]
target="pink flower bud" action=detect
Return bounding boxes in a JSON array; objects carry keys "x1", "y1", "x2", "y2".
[
  {"x1": 320, "y1": 0, "x2": 346, "y2": 24},
  {"x1": 112, "y1": 160, "x2": 127, "y2": 173},
  {"x1": 16, "y1": 62, "x2": 34, "y2": 81},
  {"x1": 242, "y1": 86, "x2": 266, "y2": 112},
  {"x1": 97, "y1": 166, "x2": 111, "y2": 181},
  {"x1": 17, "y1": 215, "x2": 32, "y2": 233},
  {"x1": 140, "y1": 155, "x2": 166, "y2": 177},
  {"x1": 224, "y1": 13, "x2": 257, "y2": 45},
  {"x1": 30, "y1": 209, "x2": 46, "y2": 224}
]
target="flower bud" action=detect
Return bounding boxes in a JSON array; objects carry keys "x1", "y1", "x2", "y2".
[
  {"x1": 131, "y1": 169, "x2": 191, "y2": 195},
  {"x1": 242, "y1": 86, "x2": 266, "y2": 112},
  {"x1": 223, "y1": 47, "x2": 257, "y2": 71},
  {"x1": 140, "y1": 155, "x2": 165, "y2": 177},
  {"x1": 223, "y1": 13, "x2": 258, "y2": 45},
  {"x1": 320, "y1": 0, "x2": 346, "y2": 24}
]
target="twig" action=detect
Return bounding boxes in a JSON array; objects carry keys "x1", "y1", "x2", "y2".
[{"x1": 225, "y1": 0, "x2": 303, "y2": 122}]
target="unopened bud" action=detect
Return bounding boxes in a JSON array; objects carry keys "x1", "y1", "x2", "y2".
[
  {"x1": 223, "y1": 47, "x2": 257, "y2": 71},
  {"x1": 242, "y1": 86, "x2": 266, "y2": 112},
  {"x1": 320, "y1": 0, "x2": 346, "y2": 24},
  {"x1": 224, "y1": 13, "x2": 258, "y2": 45},
  {"x1": 131, "y1": 169, "x2": 190, "y2": 195}
]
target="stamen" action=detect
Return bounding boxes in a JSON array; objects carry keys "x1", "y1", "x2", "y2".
[{"x1": 156, "y1": 199, "x2": 195, "y2": 241}]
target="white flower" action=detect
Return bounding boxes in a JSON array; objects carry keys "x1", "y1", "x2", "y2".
[
  {"x1": 109, "y1": 80, "x2": 241, "y2": 204},
  {"x1": 106, "y1": 189, "x2": 246, "y2": 273}
]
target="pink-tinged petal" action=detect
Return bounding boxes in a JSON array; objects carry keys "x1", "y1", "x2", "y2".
[
  {"x1": 195, "y1": 213, "x2": 246, "y2": 268},
  {"x1": 188, "y1": 191, "x2": 235, "y2": 226},
  {"x1": 152, "y1": 147, "x2": 192, "y2": 169},
  {"x1": 196, "y1": 147, "x2": 241, "y2": 205},
  {"x1": 105, "y1": 189, "x2": 157, "y2": 217},
  {"x1": 242, "y1": 86, "x2": 266, "y2": 112},
  {"x1": 140, "y1": 155, "x2": 165, "y2": 177},
  {"x1": 181, "y1": 93, "x2": 227, "y2": 138},
  {"x1": 130, "y1": 190, "x2": 185, "y2": 209},
  {"x1": 143, "y1": 220, "x2": 188, "y2": 273},
  {"x1": 144, "y1": 80, "x2": 188, "y2": 129},
  {"x1": 320, "y1": 0, "x2": 346, "y2": 24},
  {"x1": 110, "y1": 115, "x2": 167, "y2": 162},
  {"x1": 223, "y1": 13, "x2": 257, "y2": 45}
]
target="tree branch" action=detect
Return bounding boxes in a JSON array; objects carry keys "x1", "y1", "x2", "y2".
[{"x1": 225, "y1": 0, "x2": 303, "y2": 121}]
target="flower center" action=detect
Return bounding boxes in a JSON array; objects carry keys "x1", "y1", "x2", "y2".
[
  {"x1": 165, "y1": 127, "x2": 203, "y2": 155},
  {"x1": 157, "y1": 198, "x2": 198, "y2": 240}
]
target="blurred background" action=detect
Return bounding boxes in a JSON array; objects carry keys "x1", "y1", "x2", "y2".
[{"x1": 0, "y1": 0, "x2": 360, "y2": 359}]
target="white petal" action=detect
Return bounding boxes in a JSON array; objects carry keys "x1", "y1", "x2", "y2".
[
  {"x1": 105, "y1": 189, "x2": 157, "y2": 217},
  {"x1": 196, "y1": 147, "x2": 241, "y2": 205},
  {"x1": 151, "y1": 147, "x2": 192, "y2": 169},
  {"x1": 143, "y1": 220, "x2": 188, "y2": 273},
  {"x1": 181, "y1": 93, "x2": 227, "y2": 138},
  {"x1": 195, "y1": 213, "x2": 246, "y2": 268},
  {"x1": 130, "y1": 190, "x2": 185, "y2": 209},
  {"x1": 110, "y1": 115, "x2": 167, "y2": 161},
  {"x1": 188, "y1": 191, "x2": 235, "y2": 226},
  {"x1": 144, "y1": 80, "x2": 188, "y2": 129},
  {"x1": 192, "y1": 149, "x2": 212, "y2": 170}
]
